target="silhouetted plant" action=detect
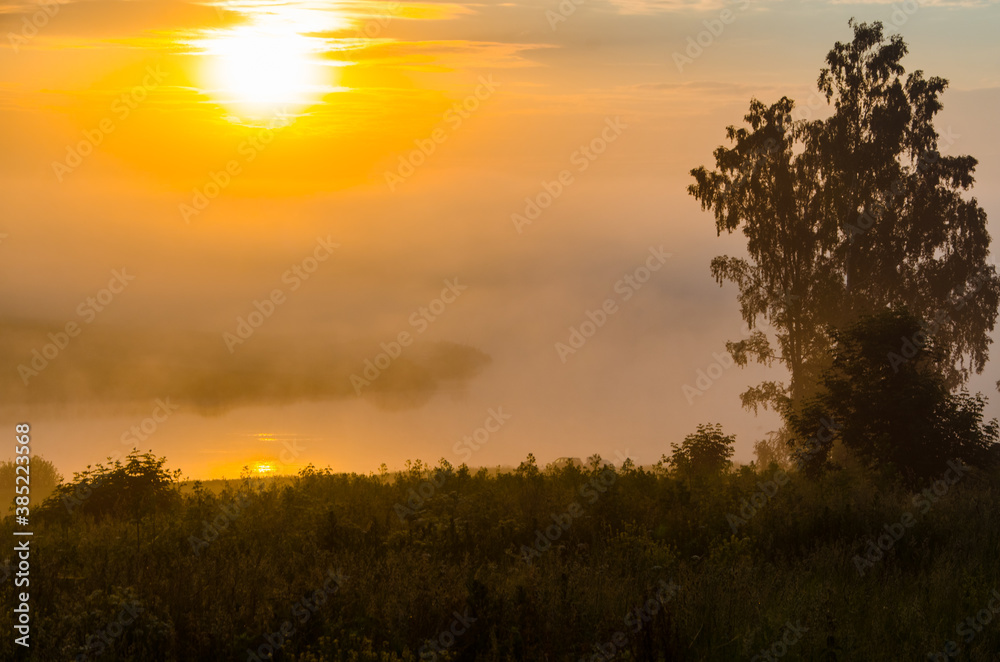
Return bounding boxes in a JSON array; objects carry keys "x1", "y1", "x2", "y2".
[
  {"x1": 37, "y1": 449, "x2": 181, "y2": 523},
  {"x1": 788, "y1": 308, "x2": 999, "y2": 486},
  {"x1": 664, "y1": 423, "x2": 735, "y2": 479},
  {"x1": 0, "y1": 454, "x2": 62, "y2": 515},
  {"x1": 4, "y1": 444, "x2": 1000, "y2": 660},
  {"x1": 515, "y1": 453, "x2": 540, "y2": 478}
]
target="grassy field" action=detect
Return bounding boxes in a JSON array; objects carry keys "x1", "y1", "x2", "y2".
[{"x1": 2, "y1": 453, "x2": 1000, "y2": 661}]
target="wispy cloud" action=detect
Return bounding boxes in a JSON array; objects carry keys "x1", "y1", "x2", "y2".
[
  {"x1": 604, "y1": 0, "x2": 742, "y2": 13},
  {"x1": 829, "y1": 0, "x2": 996, "y2": 6}
]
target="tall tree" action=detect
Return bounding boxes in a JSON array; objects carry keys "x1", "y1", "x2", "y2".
[{"x1": 688, "y1": 20, "x2": 999, "y2": 415}]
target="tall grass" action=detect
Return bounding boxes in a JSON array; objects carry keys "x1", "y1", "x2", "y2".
[{"x1": 2, "y1": 456, "x2": 999, "y2": 660}]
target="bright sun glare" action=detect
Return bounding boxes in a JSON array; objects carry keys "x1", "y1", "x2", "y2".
[
  {"x1": 197, "y1": 10, "x2": 335, "y2": 120},
  {"x1": 254, "y1": 462, "x2": 274, "y2": 474}
]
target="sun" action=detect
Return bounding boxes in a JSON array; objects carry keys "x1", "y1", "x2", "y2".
[
  {"x1": 254, "y1": 462, "x2": 274, "y2": 475},
  {"x1": 197, "y1": 20, "x2": 331, "y2": 120}
]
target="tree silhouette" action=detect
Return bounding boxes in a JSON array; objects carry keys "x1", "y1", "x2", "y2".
[
  {"x1": 0, "y1": 454, "x2": 62, "y2": 515},
  {"x1": 38, "y1": 449, "x2": 181, "y2": 523},
  {"x1": 688, "y1": 19, "x2": 1000, "y2": 415},
  {"x1": 664, "y1": 423, "x2": 735, "y2": 478},
  {"x1": 788, "y1": 308, "x2": 999, "y2": 485}
]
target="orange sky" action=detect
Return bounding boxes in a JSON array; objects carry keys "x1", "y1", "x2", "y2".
[{"x1": 1, "y1": 0, "x2": 998, "y2": 479}]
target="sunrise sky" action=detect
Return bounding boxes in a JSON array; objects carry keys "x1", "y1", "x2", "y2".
[{"x1": 1, "y1": 0, "x2": 998, "y2": 479}]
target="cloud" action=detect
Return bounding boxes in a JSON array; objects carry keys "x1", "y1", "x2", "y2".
[
  {"x1": 828, "y1": 0, "x2": 995, "y2": 6},
  {"x1": 632, "y1": 80, "x2": 760, "y2": 93},
  {"x1": 604, "y1": 0, "x2": 734, "y2": 12},
  {"x1": 325, "y1": 38, "x2": 552, "y2": 70},
  {"x1": 0, "y1": 319, "x2": 491, "y2": 416},
  {"x1": 0, "y1": 0, "x2": 237, "y2": 39}
]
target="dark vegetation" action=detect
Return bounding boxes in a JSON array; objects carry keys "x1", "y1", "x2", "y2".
[{"x1": 2, "y1": 435, "x2": 1000, "y2": 661}]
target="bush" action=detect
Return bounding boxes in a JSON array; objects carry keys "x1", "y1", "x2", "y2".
[{"x1": 788, "y1": 308, "x2": 999, "y2": 486}]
